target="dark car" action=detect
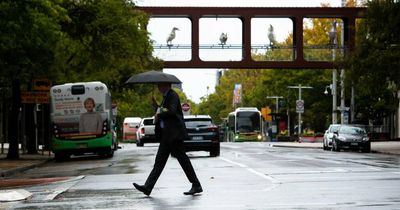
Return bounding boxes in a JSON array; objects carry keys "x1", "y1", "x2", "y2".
[
  {"x1": 183, "y1": 115, "x2": 220, "y2": 157},
  {"x1": 332, "y1": 125, "x2": 370, "y2": 152}
]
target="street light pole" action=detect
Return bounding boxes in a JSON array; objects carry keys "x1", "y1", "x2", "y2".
[
  {"x1": 288, "y1": 84, "x2": 313, "y2": 137},
  {"x1": 330, "y1": 21, "x2": 338, "y2": 124},
  {"x1": 340, "y1": 0, "x2": 346, "y2": 124}
]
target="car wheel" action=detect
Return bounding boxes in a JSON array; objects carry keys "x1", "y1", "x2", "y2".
[
  {"x1": 210, "y1": 147, "x2": 220, "y2": 157},
  {"x1": 332, "y1": 139, "x2": 339, "y2": 152},
  {"x1": 323, "y1": 140, "x2": 328, "y2": 150},
  {"x1": 362, "y1": 142, "x2": 371, "y2": 153},
  {"x1": 137, "y1": 141, "x2": 144, "y2": 147},
  {"x1": 55, "y1": 152, "x2": 70, "y2": 161}
]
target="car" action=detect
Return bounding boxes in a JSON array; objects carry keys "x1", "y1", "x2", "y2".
[
  {"x1": 331, "y1": 124, "x2": 370, "y2": 152},
  {"x1": 323, "y1": 124, "x2": 340, "y2": 150},
  {"x1": 183, "y1": 115, "x2": 220, "y2": 157},
  {"x1": 136, "y1": 117, "x2": 157, "y2": 147}
]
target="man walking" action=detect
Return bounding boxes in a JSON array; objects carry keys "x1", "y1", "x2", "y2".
[{"x1": 133, "y1": 82, "x2": 202, "y2": 196}]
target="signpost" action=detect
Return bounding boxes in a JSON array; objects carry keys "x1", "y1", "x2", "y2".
[
  {"x1": 181, "y1": 102, "x2": 190, "y2": 115},
  {"x1": 288, "y1": 84, "x2": 313, "y2": 136}
]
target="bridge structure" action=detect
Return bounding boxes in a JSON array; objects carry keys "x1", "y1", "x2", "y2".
[{"x1": 137, "y1": 6, "x2": 366, "y2": 69}]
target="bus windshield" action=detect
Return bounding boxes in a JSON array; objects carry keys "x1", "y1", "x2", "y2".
[{"x1": 236, "y1": 111, "x2": 261, "y2": 132}]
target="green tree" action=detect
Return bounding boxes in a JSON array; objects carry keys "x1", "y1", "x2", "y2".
[
  {"x1": 340, "y1": 0, "x2": 400, "y2": 124},
  {"x1": 53, "y1": 0, "x2": 162, "y2": 90},
  {"x1": 0, "y1": 0, "x2": 68, "y2": 159}
]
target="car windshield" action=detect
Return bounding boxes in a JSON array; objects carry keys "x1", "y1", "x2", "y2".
[
  {"x1": 185, "y1": 119, "x2": 212, "y2": 127},
  {"x1": 340, "y1": 126, "x2": 366, "y2": 135},
  {"x1": 330, "y1": 125, "x2": 340, "y2": 132},
  {"x1": 143, "y1": 119, "x2": 154, "y2": 125}
]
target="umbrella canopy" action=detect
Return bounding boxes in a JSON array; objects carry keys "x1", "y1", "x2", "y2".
[{"x1": 125, "y1": 70, "x2": 182, "y2": 84}]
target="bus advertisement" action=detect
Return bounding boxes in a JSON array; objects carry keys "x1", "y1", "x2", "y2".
[
  {"x1": 50, "y1": 81, "x2": 118, "y2": 160},
  {"x1": 227, "y1": 107, "x2": 263, "y2": 142}
]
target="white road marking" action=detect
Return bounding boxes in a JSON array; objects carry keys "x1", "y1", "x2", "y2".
[
  {"x1": 219, "y1": 157, "x2": 280, "y2": 185},
  {"x1": 45, "y1": 176, "x2": 85, "y2": 200}
]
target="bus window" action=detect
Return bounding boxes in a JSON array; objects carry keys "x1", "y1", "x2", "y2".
[{"x1": 71, "y1": 85, "x2": 85, "y2": 95}]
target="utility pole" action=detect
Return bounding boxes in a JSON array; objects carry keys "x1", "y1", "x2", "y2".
[{"x1": 288, "y1": 85, "x2": 313, "y2": 137}]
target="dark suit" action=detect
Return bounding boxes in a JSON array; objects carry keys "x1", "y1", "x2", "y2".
[{"x1": 143, "y1": 88, "x2": 201, "y2": 193}]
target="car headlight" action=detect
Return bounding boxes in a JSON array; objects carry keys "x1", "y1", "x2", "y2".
[
  {"x1": 235, "y1": 135, "x2": 239, "y2": 140},
  {"x1": 362, "y1": 137, "x2": 369, "y2": 141},
  {"x1": 257, "y1": 135, "x2": 262, "y2": 140},
  {"x1": 337, "y1": 136, "x2": 346, "y2": 141}
]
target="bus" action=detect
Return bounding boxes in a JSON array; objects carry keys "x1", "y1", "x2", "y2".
[
  {"x1": 50, "y1": 81, "x2": 118, "y2": 160},
  {"x1": 226, "y1": 107, "x2": 263, "y2": 142}
]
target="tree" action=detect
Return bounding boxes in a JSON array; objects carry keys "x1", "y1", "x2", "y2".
[
  {"x1": 0, "y1": 0, "x2": 68, "y2": 159},
  {"x1": 53, "y1": 0, "x2": 162, "y2": 90},
  {"x1": 340, "y1": 0, "x2": 400, "y2": 124}
]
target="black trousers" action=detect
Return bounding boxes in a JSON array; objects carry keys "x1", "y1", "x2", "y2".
[{"x1": 144, "y1": 138, "x2": 201, "y2": 192}]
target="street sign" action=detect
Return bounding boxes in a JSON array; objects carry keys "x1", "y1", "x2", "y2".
[
  {"x1": 181, "y1": 103, "x2": 190, "y2": 112},
  {"x1": 32, "y1": 79, "x2": 52, "y2": 91},
  {"x1": 296, "y1": 100, "x2": 304, "y2": 113},
  {"x1": 21, "y1": 91, "x2": 50, "y2": 104}
]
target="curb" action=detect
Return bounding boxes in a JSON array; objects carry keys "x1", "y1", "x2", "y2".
[
  {"x1": 271, "y1": 144, "x2": 321, "y2": 149},
  {"x1": 271, "y1": 143, "x2": 400, "y2": 156},
  {"x1": 1, "y1": 157, "x2": 54, "y2": 178}
]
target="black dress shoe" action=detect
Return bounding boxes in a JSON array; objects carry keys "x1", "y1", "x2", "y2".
[
  {"x1": 183, "y1": 185, "x2": 203, "y2": 195},
  {"x1": 133, "y1": 183, "x2": 151, "y2": 196}
]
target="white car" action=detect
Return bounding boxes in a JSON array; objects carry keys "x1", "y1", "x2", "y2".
[
  {"x1": 135, "y1": 117, "x2": 156, "y2": 147},
  {"x1": 323, "y1": 124, "x2": 340, "y2": 150}
]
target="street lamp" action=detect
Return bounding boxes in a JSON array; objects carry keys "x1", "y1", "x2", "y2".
[
  {"x1": 329, "y1": 20, "x2": 338, "y2": 124},
  {"x1": 324, "y1": 84, "x2": 332, "y2": 95}
]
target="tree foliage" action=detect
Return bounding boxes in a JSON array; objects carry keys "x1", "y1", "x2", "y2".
[{"x1": 340, "y1": 0, "x2": 400, "y2": 124}]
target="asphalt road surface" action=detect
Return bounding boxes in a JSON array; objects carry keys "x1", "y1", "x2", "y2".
[{"x1": 3, "y1": 142, "x2": 400, "y2": 209}]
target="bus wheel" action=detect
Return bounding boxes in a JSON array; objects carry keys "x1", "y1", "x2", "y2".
[{"x1": 55, "y1": 152, "x2": 69, "y2": 161}]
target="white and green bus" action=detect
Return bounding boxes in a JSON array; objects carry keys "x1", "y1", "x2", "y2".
[
  {"x1": 50, "y1": 81, "x2": 117, "y2": 160},
  {"x1": 227, "y1": 107, "x2": 263, "y2": 142}
]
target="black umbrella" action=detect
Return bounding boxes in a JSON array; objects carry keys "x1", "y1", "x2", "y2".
[{"x1": 125, "y1": 70, "x2": 182, "y2": 84}]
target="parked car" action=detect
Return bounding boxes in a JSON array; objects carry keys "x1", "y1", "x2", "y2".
[
  {"x1": 183, "y1": 115, "x2": 220, "y2": 157},
  {"x1": 323, "y1": 124, "x2": 340, "y2": 150},
  {"x1": 331, "y1": 124, "x2": 370, "y2": 152},
  {"x1": 136, "y1": 117, "x2": 157, "y2": 147}
]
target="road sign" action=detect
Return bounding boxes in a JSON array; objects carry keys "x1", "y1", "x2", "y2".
[
  {"x1": 32, "y1": 79, "x2": 52, "y2": 91},
  {"x1": 296, "y1": 100, "x2": 304, "y2": 113},
  {"x1": 181, "y1": 103, "x2": 190, "y2": 112},
  {"x1": 21, "y1": 91, "x2": 50, "y2": 104}
]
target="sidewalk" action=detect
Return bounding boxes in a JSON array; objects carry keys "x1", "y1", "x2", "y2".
[
  {"x1": 0, "y1": 150, "x2": 53, "y2": 178},
  {"x1": 270, "y1": 141, "x2": 400, "y2": 155}
]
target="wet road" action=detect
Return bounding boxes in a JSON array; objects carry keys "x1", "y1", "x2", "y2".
[{"x1": 3, "y1": 142, "x2": 400, "y2": 209}]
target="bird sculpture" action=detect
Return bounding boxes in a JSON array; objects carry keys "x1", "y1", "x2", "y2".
[
  {"x1": 267, "y1": 24, "x2": 276, "y2": 47},
  {"x1": 219, "y1": 32, "x2": 228, "y2": 46},
  {"x1": 166, "y1": 27, "x2": 179, "y2": 46}
]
